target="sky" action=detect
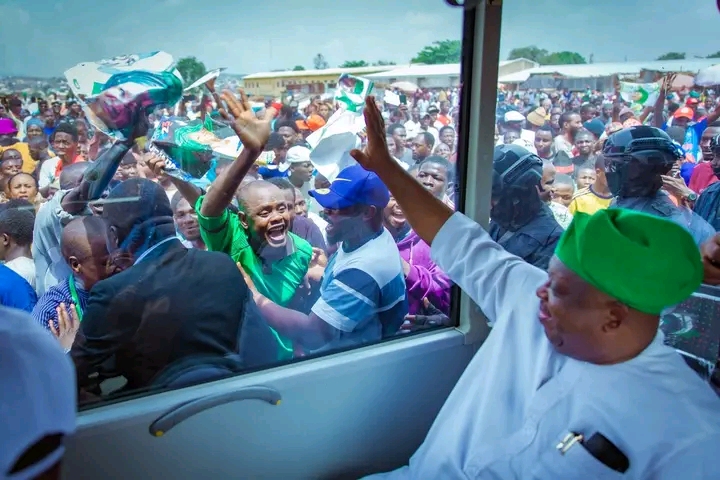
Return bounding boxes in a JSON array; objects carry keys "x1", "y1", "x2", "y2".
[{"x1": 0, "y1": 0, "x2": 718, "y2": 77}]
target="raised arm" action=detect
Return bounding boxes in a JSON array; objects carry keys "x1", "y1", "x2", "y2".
[
  {"x1": 200, "y1": 90, "x2": 276, "y2": 217},
  {"x1": 350, "y1": 99, "x2": 453, "y2": 246},
  {"x1": 350, "y1": 97, "x2": 546, "y2": 324}
]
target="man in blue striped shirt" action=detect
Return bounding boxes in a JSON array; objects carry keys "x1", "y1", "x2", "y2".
[
  {"x1": 241, "y1": 164, "x2": 408, "y2": 353},
  {"x1": 32, "y1": 216, "x2": 111, "y2": 331}
]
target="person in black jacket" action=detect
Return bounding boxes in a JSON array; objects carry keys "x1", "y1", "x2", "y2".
[
  {"x1": 488, "y1": 144, "x2": 563, "y2": 270},
  {"x1": 70, "y1": 178, "x2": 251, "y2": 394}
]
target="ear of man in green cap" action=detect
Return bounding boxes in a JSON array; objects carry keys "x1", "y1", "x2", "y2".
[{"x1": 538, "y1": 208, "x2": 703, "y2": 365}]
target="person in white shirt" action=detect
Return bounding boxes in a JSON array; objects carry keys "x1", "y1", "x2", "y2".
[
  {"x1": 499, "y1": 110, "x2": 535, "y2": 146},
  {"x1": 0, "y1": 203, "x2": 36, "y2": 289},
  {"x1": 352, "y1": 96, "x2": 720, "y2": 480},
  {"x1": 403, "y1": 107, "x2": 422, "y2": 139},
  {"x1": 419, "y1": 113, "x2": 440, "y2": 146}
]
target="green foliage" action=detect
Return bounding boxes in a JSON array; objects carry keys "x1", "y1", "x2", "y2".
[
  {"x1": 656, "y1": 52, "x2": 686, "y2": 61},
  {"x1": 706, "y1": 51, "x2": 720, "y2": 59},
  {"x1": 541, "y1": 51, "x2": 587, "y2": 65},
  {"x1": 374, "y1": 60, "x2": 397, "y2": 66},
  {"x1": 175, "y1": 56, "x2": 207, "y2": 89},
  {"x1": 340, "y1": 60, "x2": 369, "y2": 68},
  {"x1": 292, "y1": 65, "x2": 306, "y2": 71},
  {"x1": 507, "y1": 46, "x2": 587, "y2": 65},
  {"x1": 411, "y1": 40, "x2": 461, "y2": 65}
]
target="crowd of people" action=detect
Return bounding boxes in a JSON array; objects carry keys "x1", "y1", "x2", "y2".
[
  {"x1": 0, "y1": 85, "x2": 462, "y2": 402},
  {"x1": 2, "y1": 65, "x2": 720, "y2": 477},
  {"x1": 2, "y1": 75, "x2": 720, "y2": 397}
]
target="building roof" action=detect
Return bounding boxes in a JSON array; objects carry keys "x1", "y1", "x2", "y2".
[
  {"x1": 242, "y1": 65, "x2": 402, "y2": 80},
  {"x1": 365, "y1": 58, "x2": 538, "y2": 79},
  {"x1": 498, "y1": 58, "x2": 720, "y2": 83}
]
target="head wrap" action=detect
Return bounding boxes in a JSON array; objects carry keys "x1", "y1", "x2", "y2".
[{"x1": 555, "y1": 208, "x2": 703, "y2": 314}]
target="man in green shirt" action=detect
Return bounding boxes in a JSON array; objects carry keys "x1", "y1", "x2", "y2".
[{"x1": 197, "y1": 90, "x2": 313, "y2": 361}]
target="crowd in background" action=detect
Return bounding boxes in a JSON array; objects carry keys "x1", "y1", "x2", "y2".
[{"x1": 1, "y1": 73, "x2": 720, "y2": 404}]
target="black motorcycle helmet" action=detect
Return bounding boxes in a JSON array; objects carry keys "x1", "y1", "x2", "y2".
[
  {"x1": 491, "y1": 143, "x2": 544, "y2": 232},
  {"x1": 602, "y1": 125, "x2": 683, "y2": 198}
]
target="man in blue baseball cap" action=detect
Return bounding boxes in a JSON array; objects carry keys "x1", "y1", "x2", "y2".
[{"x1": 238, "y1": 164, "x2": 409, "y2": 353}]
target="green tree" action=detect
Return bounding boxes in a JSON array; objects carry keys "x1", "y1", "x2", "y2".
[
  {"x1": 292, "y1": 65, "x2": 306, "y2": 71},
  {"x1": 340, "y1": 60, "x2": 369, "y2": 68},
  {"x1": 656, "y1": 52, "x2": 686, "y2": 61},
  {"x1": 374, "y1": 60, "x2": 397, "y2": 66},
  {"x1": 411, "y1": 40, "x2": 461, "y2": 64},
  {"x1": 313, "y1": 53, "x2": 329, "y2": 70},
  {"x1": 507, "y1": 46, "x2": 586, "y2": 65},
  {"x1": 507, "y1": 46, "x2": 549, "y2": 63},
  {"x1": 706, "y1": 51, "x2": 720, "y2": 59},
  {"x1": 542, "y1": 51, "x2": 587, "y2": 65},
  {"x1": 175, "y1": 56, "x2": 207, "y2": 89}
]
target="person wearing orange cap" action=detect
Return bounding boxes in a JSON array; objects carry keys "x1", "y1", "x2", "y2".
[{"x1": 295, "y1": 114, "x2": 326, "y2": 139}]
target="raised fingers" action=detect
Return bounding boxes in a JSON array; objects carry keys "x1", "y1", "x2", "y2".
[
  {"x1": 364, "y1": 96, "x2": 385, "y2": 138},
  {"x1": 221, "y1": 90, "x2": 244, "y2": 119},
  {"x1": 263, "y1": 106, "x2": 278, "y2": 122},
  {"x1": 238, "y1": 88, "x2": 250, "y2": 112}
]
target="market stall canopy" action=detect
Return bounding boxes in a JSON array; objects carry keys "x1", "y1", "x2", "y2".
[
  {"x1": 671, "y1": 73, "x2": 695, "y2": 90},
  {"x1": 390, "y1": 81, "x2": 419, "y2": 93},
  {"x1": 695, "y1": 64, "x2": 720, "y2": 87}
]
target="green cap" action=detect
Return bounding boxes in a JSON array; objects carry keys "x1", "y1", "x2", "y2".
[{"x1": 555, "y1": 208, "x2": 703, "y2": 315}]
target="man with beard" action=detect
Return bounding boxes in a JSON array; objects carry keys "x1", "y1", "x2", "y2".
[
  {"x1": 604, "y1": 126, "x2": 714, "y2": 246},
  {"x1": 197, "y1": 91, "x2": 312, "y2": 360},
  {"x1": 553, "y1": 112, "x2": 582, "y2": 156},
  {"x1": 352, "y1": 96, "x2": 720, "y2": 480},
  {"x1": 238, "y1": 165, "x2": 408, "y2": 353},
  {"x1": 198, "y1": 180, "x2": 313, "y2": 361},
  {"x1": 266, "y1": 177, "x2": 327, "y2": 253}
]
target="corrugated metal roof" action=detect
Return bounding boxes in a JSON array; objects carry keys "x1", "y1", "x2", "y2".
[
  {"x1": 365, "y1": 59, "x2": 537, "y2": 79},
  {"x1": 498, "y1": 58, "x2": 720, "y2": 83},
  {"x1": 366, "y1": 63, "x2": 460, "y2": 78},
  {"x1": 242, "y1": 65, "x2": 403, "y2": 80}
]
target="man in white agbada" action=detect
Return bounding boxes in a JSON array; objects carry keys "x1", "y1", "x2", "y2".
[{"x1": 351, "y1": 97, "x2": 720, "y2": 479}]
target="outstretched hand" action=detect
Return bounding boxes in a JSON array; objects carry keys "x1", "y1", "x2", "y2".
[
  {"x1": 218, "y1": 89, "x2": 276, "y2": 151},
  {"x1": 350, "y1": 96, "x2": 395, "y2": 173}
]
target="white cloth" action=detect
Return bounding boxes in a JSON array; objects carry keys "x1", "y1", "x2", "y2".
[
  {"x1": 5, "y1": 257, "x2": 36, "y2": 291},
  {"x1": 404, "y1": 120, "x2": 421, "y2": 139},
  {"x1": 553, "y1": 135, "x2": 574, "y2": 155},
  {"x1": 38, "y1": 156, "x2": 61, "y2": 189},
  {"x1": 365, "y1": 212, "x2": 720, "y2": 479},
  {"x1": 0, "y1": 306, "x2": 76, "y2": 479}
]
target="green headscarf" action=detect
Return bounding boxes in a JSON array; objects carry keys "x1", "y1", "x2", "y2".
[{"x1": 555, "y1": 208, "x2": 703, "y2": 315}]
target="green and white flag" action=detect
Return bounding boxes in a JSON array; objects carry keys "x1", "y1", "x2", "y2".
[
  {"x1": 619, "y1": 81, "x2": 661, "y2": 113},
  {"x1": 335, "y1": 73, "x2": 374, "y2": 112}
]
